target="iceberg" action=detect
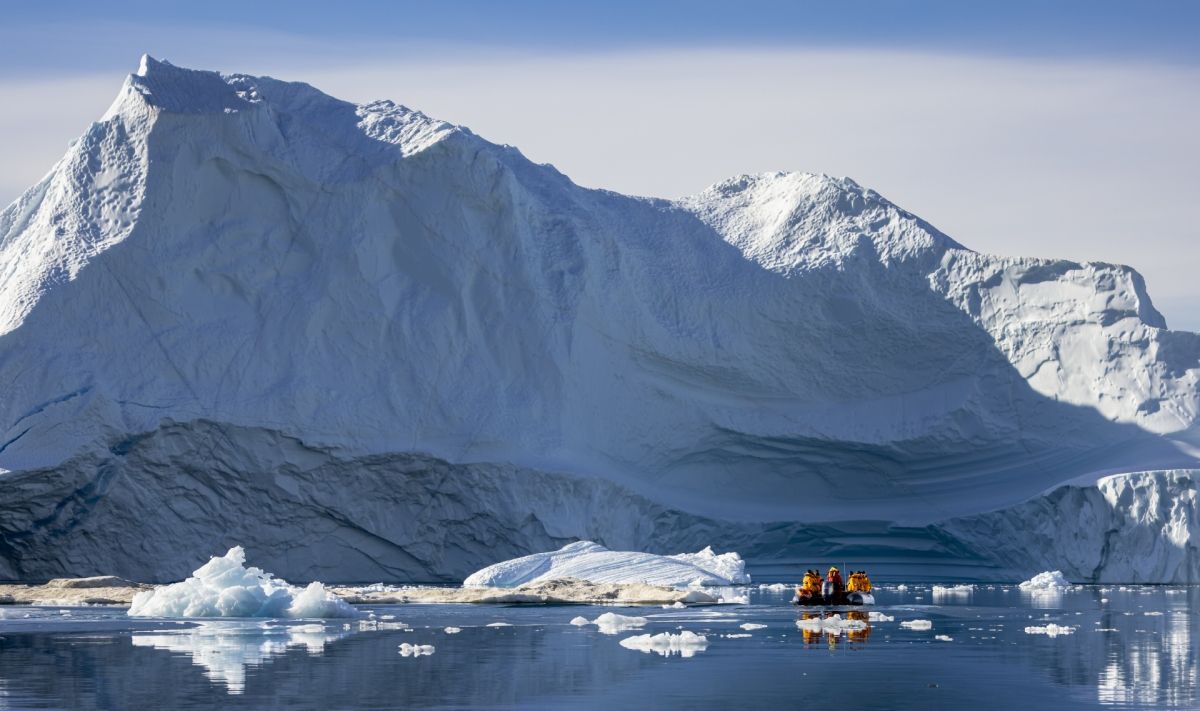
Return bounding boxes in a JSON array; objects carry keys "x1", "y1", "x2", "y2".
[
  {"x1": 589, "y1": 612, "x2": 650, "y2": 635},
  {"x1": 1018, "y1": 571, "x2": 1072, "y2": 591},
  {"x1": 127, "y1": 547, "x2": 358, "y2": 619},
  {"x1": 463, "y1": 541, "x2": 749, "y2": 588},
  {"x1": 0, "y1": 57, "x2": 1197, "y2": 585}
]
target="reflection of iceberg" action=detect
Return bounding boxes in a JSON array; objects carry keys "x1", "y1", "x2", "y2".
[{"x1": 131, "y1": 622, "x2": 350, "y2": 694}]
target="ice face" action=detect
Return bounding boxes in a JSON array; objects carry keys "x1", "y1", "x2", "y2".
[{"x1": 127, "y1": 547, "x2": 358, "y2": 619}]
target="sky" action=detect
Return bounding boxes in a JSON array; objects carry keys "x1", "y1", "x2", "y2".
[{"x1": 2, "y1": 1, "x2": 1197, "y2": 329}]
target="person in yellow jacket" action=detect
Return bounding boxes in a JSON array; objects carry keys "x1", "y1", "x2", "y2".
[
  {"x1": 857, "y1": 571, "x2": 873, "y2": 593},
  {"x1": 846, "y1": 572, "x2": 862, "y2": 593}
]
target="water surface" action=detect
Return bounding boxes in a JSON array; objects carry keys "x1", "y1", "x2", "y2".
[{"x1": 0, "y1": 584, "x2": 1195, "y2": 709}]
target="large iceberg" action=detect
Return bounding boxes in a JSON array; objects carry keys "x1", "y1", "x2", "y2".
[
  {"x1": 128, "y1": 547, "x2": 358, "y2": 618},
  {"x1": 0, "y1": 56, "x2": 1198, "y2": 584},
  {"x1": 463, "y1": 541, "x2": 750, "y2": 588}
]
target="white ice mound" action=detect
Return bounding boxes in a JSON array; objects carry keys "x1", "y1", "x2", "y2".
[
  {"x1": 1019, "y1": 571, "x2": 1071, "y2": 591},
  {"x1": 899, "y1": 619, "x2": 933, "y2": 630},
  {"x1": 591, "y1": 612, "x2": 650, "y2": 635},
  {"x1": 128, "y1": 547, "x2": 358, "y2": 618},
  {"x1": 462, "y1": 541, "x2": 749, "y2": 588},
  {"x1": 619, "y1": 631, "x2": 709, "y2": 658}
]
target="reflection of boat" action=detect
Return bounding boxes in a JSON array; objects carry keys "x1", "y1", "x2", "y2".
[{"x1": 792, "y1": 590, "x2": 875, "y2": 606}]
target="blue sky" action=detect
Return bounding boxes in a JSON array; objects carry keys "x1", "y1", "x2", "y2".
[
  {"x1": 4, "y1": 1, "x2": 1199, "y2": 69},
  {"x1": 1, "y1": 2, "x2": 1198, "y2": 328}
]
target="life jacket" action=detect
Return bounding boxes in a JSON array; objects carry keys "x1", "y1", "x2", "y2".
[
  {"x1": 859, "y1": 574, "x2": 872, "y2": 593},
  {"x1": 846, "y1": 573, "x2": 861, "y2": 593}
]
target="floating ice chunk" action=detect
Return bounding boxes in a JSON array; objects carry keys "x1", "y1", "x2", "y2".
[
  {"x1": 740, "y1": 623, "x2": 768, "y2": 630},
  {"x1": 757, "y1": 583, "x2": 790, "y2": 592},
  {"x1": 725, "y1": 633, "x2": 752, "y2": 638},
  {"x1": 718, "y1": 592, "x2": 750, "y2": 605},
  {"x1": 485, "y1": 622, "x2": 511, "y2": 627},
  {"x1": 592, "y1": 612, "x2": 649, "y2": 635},
  {"x1": 464, "y1": 541, "x2": 748, "y2": 588},
  {"x1": 1024, "y1": 624, "x2": 1075, "y2": 637},
  {"x1": 868, "y1": 611, "x2": 894, "y2": 622},
  {"x1": 128, "y1": 547, "x2": 358, "y2": 619},
  {"x1": 900, "y1": 619, "x2": 933, "y2": 630},
  {"x1": 661, "y1": 601, "x2": 686, "y2": 609},
  {"x1": 895, "y1": 584, "x2": 909, "y2": 592},
  {"x1": 796, "y1": 614, "x2": 868, "y2": 634},
  {"x1": 569, "y1": 616, "x2": 590, "y2": 626},
  {"x1": 619, "y1": 631, "x2": 709, "y2": 658},
  {"x1": 1019, "y1": 571, "x2": 1071, "y2": 591},
  {"x1": 444, "y1": 627, "x2": 461, "y2": 634},
  {"x1": 935, "y1": 634, "x2": 953, "y2": 642},
  {"x1": 932, "y1": 584, "x2": 973, "y2": 595},
  {"x1": 398, "y1": 643, "x2": 435, "y2": 657}
]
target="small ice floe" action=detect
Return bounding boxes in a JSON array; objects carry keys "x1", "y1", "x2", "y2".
[
  {"x1": 1144, "y1": 611, "x2": 1164, "y2": 616},
  {"x1": 740, "y1": 623, "x2": 767, "y2": 631},
  {"x1": 932, "y1": 584, "x2": 973, "y2": 596},
  {"x1": 757, "y1": 583, "x2": 790, "y2": 592},
  {"x1": 619, "y1": 631, "x2": 709, "y2": 658},
  {"x1": 485, "y1": 622, "x2": 511, "y2": 627},
  {"x1": 796, "y1": 614, "x2": 868, "y2": 634},
  {"x1": 569, "y1": 616, "x2": 590, "y2": 626},
  {"x1": 895, "y1": 584, "x2": 909, "y2": 592},
  {"x1": 444, "y1": 627, "x2": 461, "y2": 634},
  {"x1": 718, "y1": 591, "x2": 750, "y2": 605},
  {"x1": 724, "y1": 633, "x2": 752, "y2": 638},
  {"x1": 868, "y1": 611, "x2": 894, "y2": 622},
  {"x1": 1024, "y1": 624, "x2": 1075, "y2": 637},
  {"x1": 398, "y1": 643, "x2": 435, "y2": 657},
  {"x1": 1018, "y1": 571, "x2": 1071, "y2": 591},
  {"x1": 661, "y1": 601, "x2": 686, "y2": 609},
  {"x1": 128, "y1": 547, "x2": 358, "y2": 619},
  {"x1": 900, "y1": 619, "x2": 933, "y2": 631},
  {"x1": 591, "y1": 612, "x2": 649, "y2": 635},
  {"x1": 464, "y1": 541, "x2": 749, "y2": 588},
  {"x1": 934, "y1": 635, "x2": 953, "y2": 642}
]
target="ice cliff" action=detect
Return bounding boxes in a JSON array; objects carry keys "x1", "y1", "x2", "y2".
[{"x1": 1, "y1": 56, "x2": 1197, "y2": 582}]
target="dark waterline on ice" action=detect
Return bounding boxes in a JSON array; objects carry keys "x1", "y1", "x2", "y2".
[{"x1": 0, "y1": 585, "x2": 1196, "y2": 709}]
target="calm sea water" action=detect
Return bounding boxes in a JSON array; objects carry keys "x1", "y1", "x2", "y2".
[{"x1": 0, "y1": 584, "x2": 1195, "y2": 710}]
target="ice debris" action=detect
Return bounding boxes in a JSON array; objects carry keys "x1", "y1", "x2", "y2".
[
  {"x1": 127, "y1": 547, "x2": 358, "y2": 618},
  {"x1": 1024, "y1": 624, "x2": 1075, "y2": 637},
  {"x1": 398, "y1": 643, "x2": 435, "y2": 657},
  {"x1": 900, "y1": 619, "x2": 933, "y2": 631},
  {"x1": 932, "y1": 584, "x2": 973, "y2": 595},
  {"x1": 868, "y1": 611, "x2": 894, "y2": 622},
  {"x1": 443, "y1": 627, "x2": 461, "y2": 634},
  {"x1": 935, "y1": 634, "x2": 954, "y2": 642},
  {"x1": 740, "y1": 623, "x2": 768, "y2": 630},
  {"x1": 570, "y1": 616, "x2": 590, "y2": 626},
  {"x1": 619, "y1": 631, "x2": 709, "y2": 657},
  {"x1": 1019, "y1": 571, "x2": 1071, "y2": 591},
  {"x1": 464, "y1": 541, "x2": 748, "y2": 588}
]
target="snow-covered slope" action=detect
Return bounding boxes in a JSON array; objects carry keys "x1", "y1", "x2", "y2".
[{"x1": 1, "y1": 57, "x2": 1197, "y2": 582}]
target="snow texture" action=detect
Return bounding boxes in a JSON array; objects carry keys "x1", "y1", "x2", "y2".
[
  {"x1": 619, "y1": 631, "x2": 709, "y2": 658},
  {"x1": 463, "y1": 541, "x2": 748, "y2": 588},
  {"x1": 127, "y1": 547, "x2": 358, "y2": 618},
  {"x1": 1, "y1": 56, "x2": 1198, "y2": 584}
]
